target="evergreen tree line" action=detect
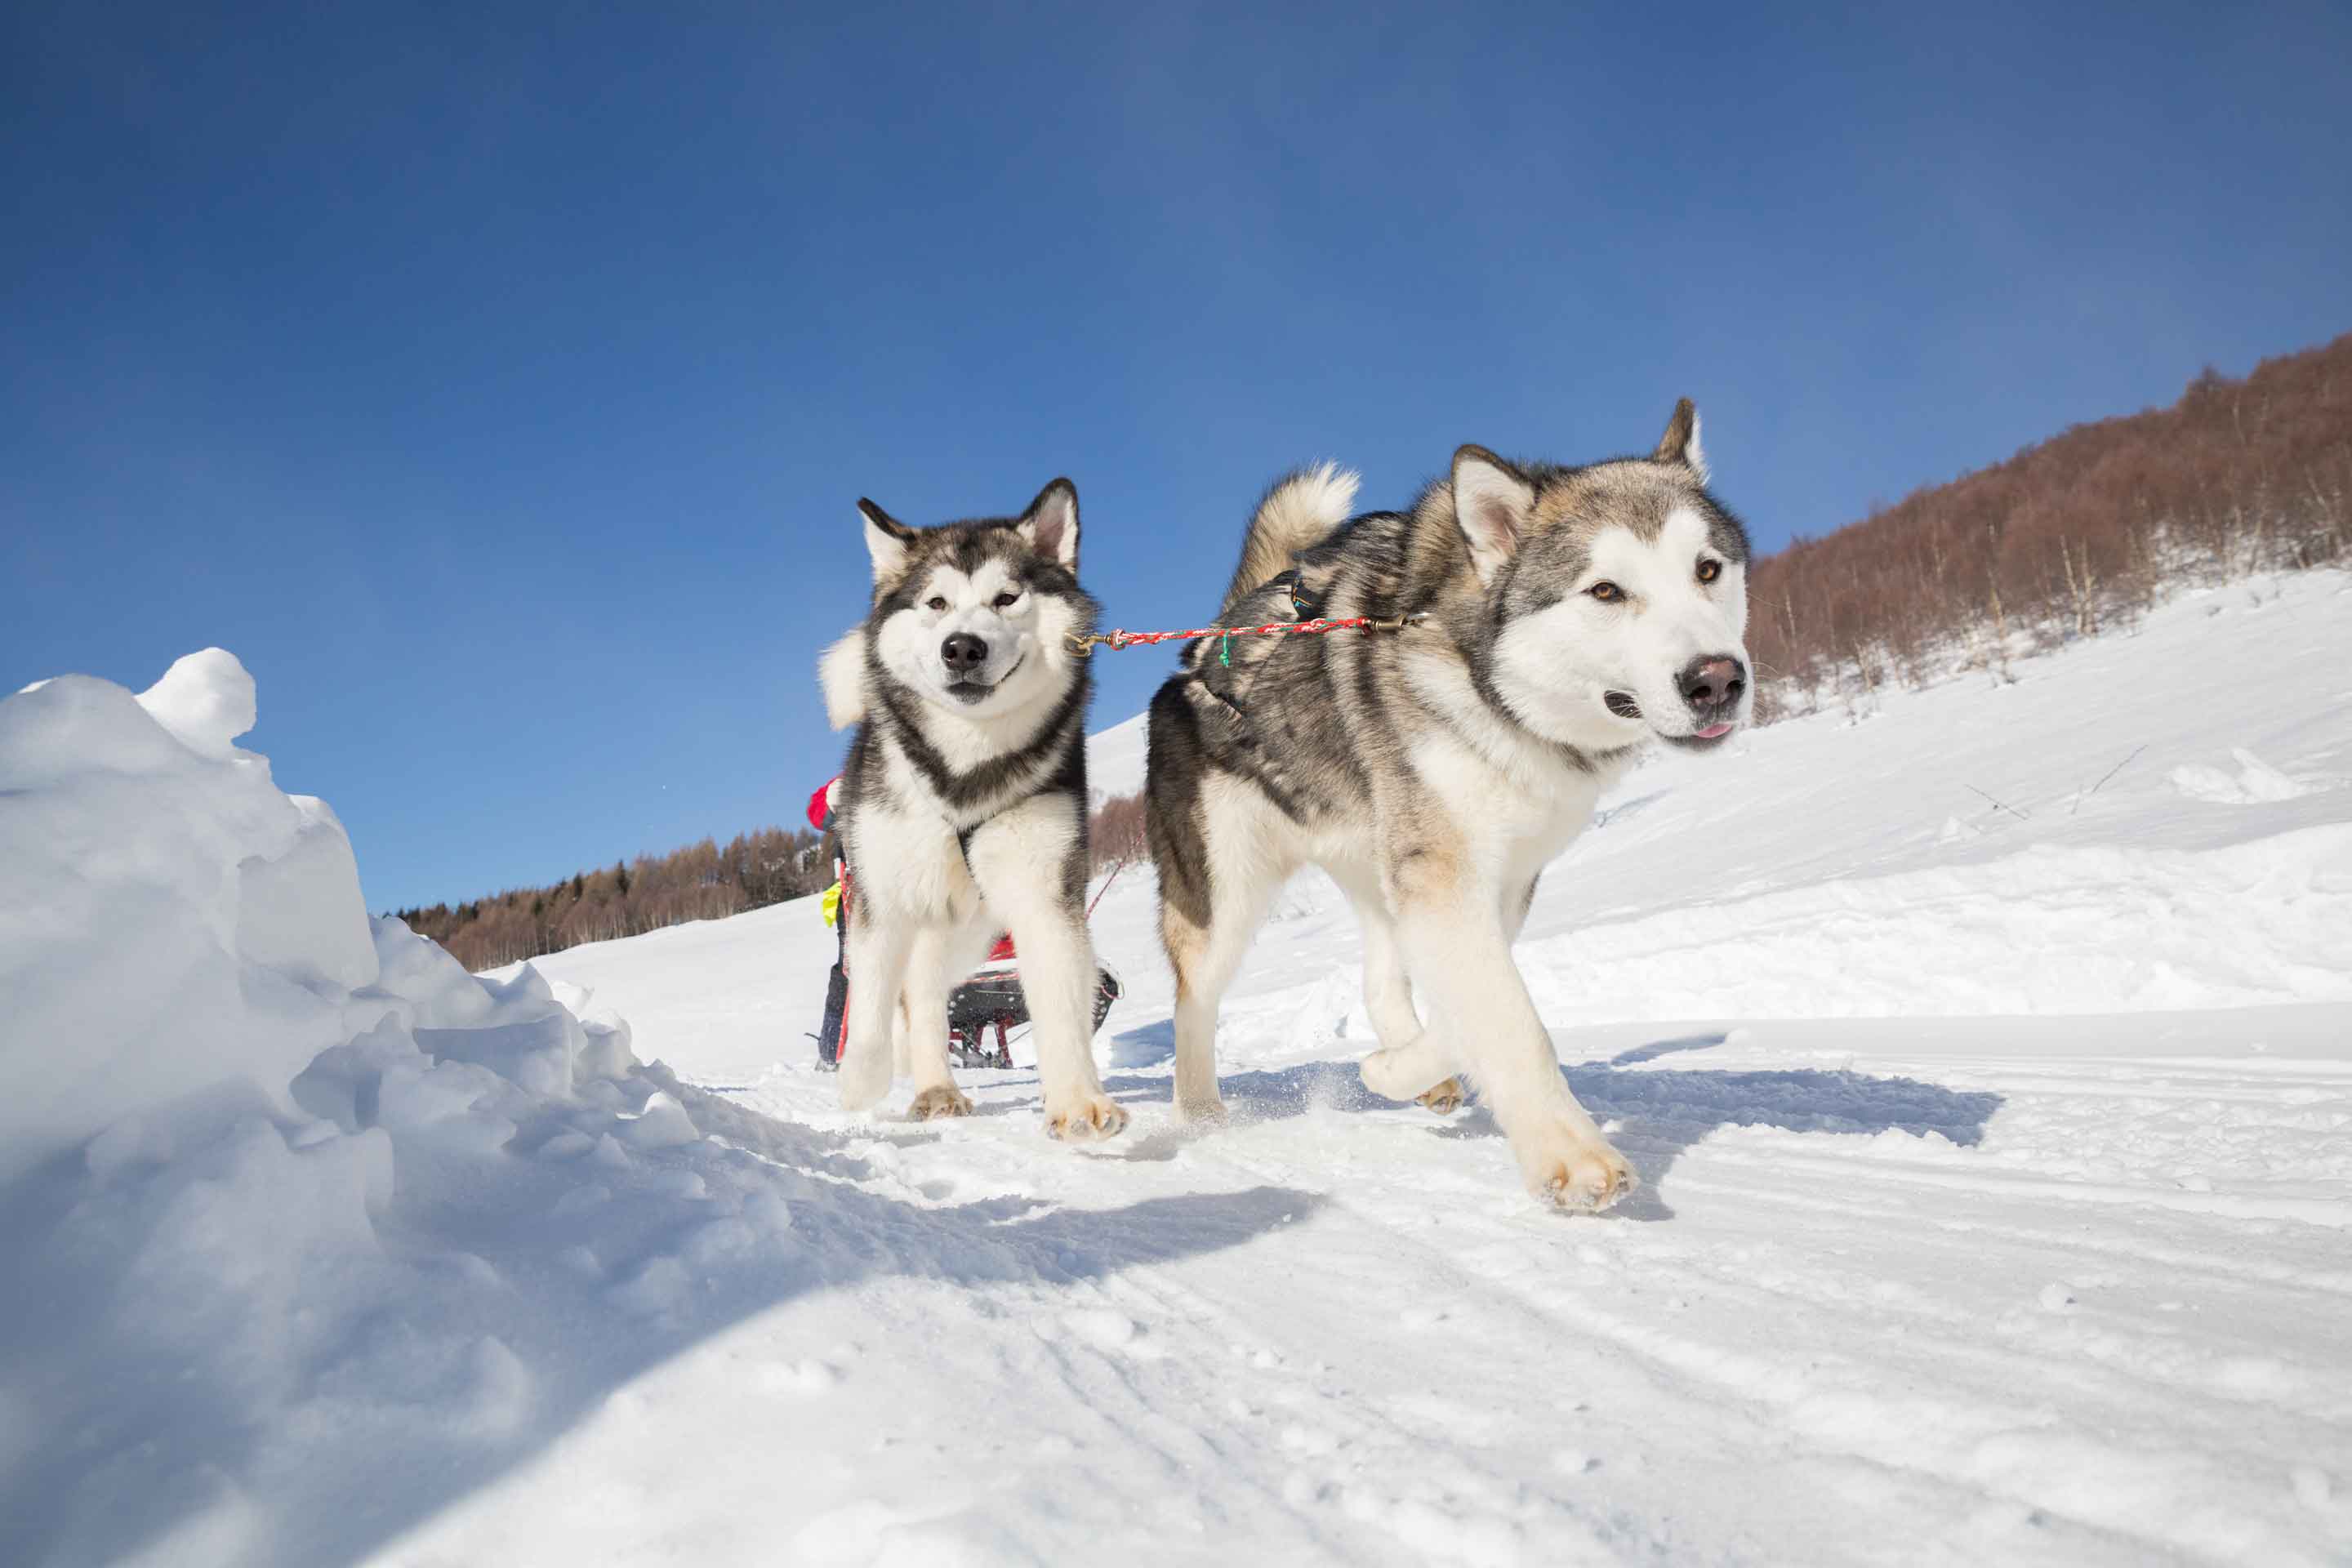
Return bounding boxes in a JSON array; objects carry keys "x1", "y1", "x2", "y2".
[
  {"x1": 395, "y1": 804, "x2": 1152, "y2": 975},
  {"x1": 1747, "y1": 332, "x2": 2351, "y2": 715},
  {"x1": 403, "y1": 331, "x2": 2349, "y2": 970},
  {"x1": 392, "y1": 827, "x2": 829, "y2": 972}
]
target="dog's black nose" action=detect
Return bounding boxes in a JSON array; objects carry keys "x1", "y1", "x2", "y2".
[
  {"x1": 941, "y1": 633, "x2": 989, "y2": 673},
  {"x1": 1679, "y1": 655, "x2": 1746, "y2": 713}
]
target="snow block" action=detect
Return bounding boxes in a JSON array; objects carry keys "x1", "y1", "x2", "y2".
[{"x1": 0, "y1": 648, "x2": 794, "y2": 1565}]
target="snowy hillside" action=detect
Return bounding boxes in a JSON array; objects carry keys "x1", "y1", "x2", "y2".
[
  {"x1": 5, "y1": 572, "x2": 2350, "y2": 1566},
  {"x1": 1087, "y1": 707, "x2": 1149, "y2": 802}
]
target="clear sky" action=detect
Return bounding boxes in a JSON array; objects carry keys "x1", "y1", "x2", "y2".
[{"x1": 6, "y1": 2, "x2": 2348, "y2": 913}]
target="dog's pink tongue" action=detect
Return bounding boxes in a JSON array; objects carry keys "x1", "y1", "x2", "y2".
[{"x1": 1696, "y1": 722, "x2": 1733, "y2": 739}]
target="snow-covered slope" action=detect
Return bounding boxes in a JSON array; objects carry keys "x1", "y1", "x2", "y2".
[
  {"x1": 0, "y1": 653, "x2": 777, "y2": 1568},
  {"x1": 1087, "y1": 708, "x2": 1149, "y2": 802},
  {"x1": 541, "y1": 572, "x2": 2352, "y2": 1085},
  {"x1": 488, "y1": 571, "x2": 2352, "y2": 1566},
  {"x1": 6, "y1": 573, "x2": 2350, "y2": 1567}
]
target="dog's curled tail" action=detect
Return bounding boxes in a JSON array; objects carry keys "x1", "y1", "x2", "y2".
[
  {"x1": 1218, "y1": 461, "x2": 1359, "y2": 620},
  {"x1": 818, "y1": 630, "x2": 866, "y2": 730}
]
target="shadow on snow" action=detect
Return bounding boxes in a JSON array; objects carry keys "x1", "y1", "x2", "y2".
[
  {"x1": 1104, "y1": 1023, "x2": 2002, "y2": 1221},
  {"x1": 0, "y1": 1066, "x2": 1319, "y2": 1568},
  {"x1": 6, "y1": 1023, "x2": 1999, "y2": 1564}
]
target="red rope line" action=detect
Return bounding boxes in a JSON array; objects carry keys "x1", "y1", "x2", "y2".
[
  {"x1": 1085, "y1": 854, "x2": 1128, "y2": 919},
  {"x1": 1068, "y1": 613, "x2": 1421, "y2": 656}
]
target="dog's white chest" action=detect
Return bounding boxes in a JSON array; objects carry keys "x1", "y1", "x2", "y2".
[
  {"x1": 1410, "y1": 728, "x2": 1608, "y2": 877},
  {"x1": 848, "y1": 798, "x2": 985, "y2": 925}
]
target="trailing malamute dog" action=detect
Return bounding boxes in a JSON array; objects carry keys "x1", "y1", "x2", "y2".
[
  {"x1": 818, "y1": 479, "x2": 1127, "y2": 1140},
  {"x1": 1145, "y1": 403, "x2": 1750, "y2": 1208}
]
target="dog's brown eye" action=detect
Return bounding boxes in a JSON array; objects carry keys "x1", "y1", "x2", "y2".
[
  {"x1": 1588, "y1": 581, "x2": 1623, "y2": 603},
  {"x1": 1696, "y1": 559, "x2": 1721, "y2": 584},
  {"x1": 926, "y1": 595, "x2": 947, "y2": 612},
  {"x1": 994, "y1": 591, "x2": 1020, "y2": 608}
]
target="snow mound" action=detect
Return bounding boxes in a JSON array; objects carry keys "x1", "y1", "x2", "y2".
[
  {"x1": 0, "y1": 654, "x2": 376, "y2": 1183},
  {"x1": 0, "y1": 653, "x2": 822, "y2": 1568},
  {"x1": 136, "y1": 646, "x2": 258, "y2": 759},
  {"x1": 0, "y1": 649, "x2": 1307, "y2": 1568}
]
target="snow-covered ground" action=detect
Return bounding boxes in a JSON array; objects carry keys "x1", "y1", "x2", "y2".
[{"x1": 7, "y1": 573, "x2": 2351, "y2": 1566}]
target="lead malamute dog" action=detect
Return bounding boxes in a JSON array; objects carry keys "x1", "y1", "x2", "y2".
[
  {"x1": 1145, "y1": 403, "x2": 1751, "y2": 1209},
  {"x1": 818, "y1": 479, "x2": 1127, "y2": 1140}
]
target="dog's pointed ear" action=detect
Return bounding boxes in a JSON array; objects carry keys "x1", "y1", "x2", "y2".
[
  {"x1": 1451, "y1": 446, "x2": 1535, "y2": 586},
  {"x1": 1654, "y1": 398, "x2": 1708, "y2": 483},
  {"x1": 857, "y1": 499, "x2": 915, "y2": 584},
  {"x1": 1016, "y1": 478, "x2": 1080, "y2": 572}
]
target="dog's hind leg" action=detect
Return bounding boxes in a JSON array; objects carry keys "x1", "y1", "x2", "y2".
[
  {"x1": 1162, "y1": 781, "x2": 1294, "y2": 1124},
  {"x1": 1161, "y1": 870, "x2": 1281, "y2": 1125},
  {"x1": 838, "y1": 910, "x2": 915, "y2": 1112}
]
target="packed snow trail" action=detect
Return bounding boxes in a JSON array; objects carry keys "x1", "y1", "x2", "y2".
[
  {"x1": 389, "y1": 1010, "x2": 2352, "y2": 1567},
  {"x1": 0, "y1": 572, "x2": 2346, "y2": 1566},
  {"x1": 463, "y1": 571, "x2": 2352, "y2": 1567}
]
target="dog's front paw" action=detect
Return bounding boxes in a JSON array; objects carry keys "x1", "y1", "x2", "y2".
[
  {"x1": 909, "y1": 1084, "x2": 973, "y2": 1120},
  {"x1": 1416, "y1": 1077, "x2": 1466, "y2": 1116},
  {"x1": 1045, "y1": 1093, "x2": 1129, "y2": 1143},
  {"x1": 1518, "y1": 1129, "x2": 1637, "y2": 1213}
]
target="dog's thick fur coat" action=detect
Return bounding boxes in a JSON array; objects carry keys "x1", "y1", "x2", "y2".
[
  {"x1": 822, "y1": 480, "x2": 1126, "y2": 1139},
  {"x1": 1145, "y1": 406, "x2": 1753, "y2": 1207}
]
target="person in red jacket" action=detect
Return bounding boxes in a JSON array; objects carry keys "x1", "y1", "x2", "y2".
[{"x1": 809, "y1": 778, "x2": 851, "y2": 1069}]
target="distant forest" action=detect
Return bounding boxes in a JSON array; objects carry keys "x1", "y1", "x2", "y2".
[
  {"x1": 401, "y1": 332, "x2": 2349, "y2": 971},
  {"x1": 1747, "y1": 332, "x2": 2350, "y2": 715},
  {"x1": 393, "y1": 827, "x2": 831, "y2": 973}
]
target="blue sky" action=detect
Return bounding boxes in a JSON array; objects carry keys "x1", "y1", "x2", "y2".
[{"x1": 6, "y1": 2, "x2": 2348, "y2": 913}]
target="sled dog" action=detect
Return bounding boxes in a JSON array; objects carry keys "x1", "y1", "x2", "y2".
[
  {"x1": 1144, "y1": 403, "x2": 1751, "y2": 1207},
  {"x1": 818, "y1": 479, "x2": 1126, "y2": 1139}
]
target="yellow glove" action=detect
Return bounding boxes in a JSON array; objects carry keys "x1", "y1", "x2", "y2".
[{"x1": 821, "y1": 882, "x2": 842, "y2": 927}]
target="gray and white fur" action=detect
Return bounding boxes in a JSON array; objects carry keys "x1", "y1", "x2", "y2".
[
  {"x1": 819, "y1": 479, "x2": 1126, "y2": 1139},
  {"x1": 1144, "y1": 403, "x2": 1753, "y2": 1209}
]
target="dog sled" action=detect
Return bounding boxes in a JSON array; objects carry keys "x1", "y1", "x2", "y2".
[{"x1": 943, "y1": 938, "x2": 1124, "y2": 1069}]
